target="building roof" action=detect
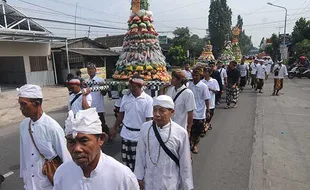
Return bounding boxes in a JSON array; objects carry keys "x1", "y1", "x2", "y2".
[
  {"x1": 95, "y1": 34, "x2": 125, "y2": 48},
  {"x1": 61, "y1": 48, "x2": 120, "y2": 57},
  {"x1": 51, "y1": 37, "x2": 107, "y2": 49},
  {"x1": 0, "y1": 1, "x2": 51, "y2": 35}
]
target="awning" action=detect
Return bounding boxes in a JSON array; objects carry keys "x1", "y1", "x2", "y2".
[{"x1": 61, "y1": 48, "x2": 120, "y2": 57}]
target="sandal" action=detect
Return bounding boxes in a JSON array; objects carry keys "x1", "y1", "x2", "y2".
[
  {"x1": 208, "y1": 124, "x2": 212, "y2": 130},
  {"x1": 192, "y1": 146, "x2": 199, "y2": 154}
]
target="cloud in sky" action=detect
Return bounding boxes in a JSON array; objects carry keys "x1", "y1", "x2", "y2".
[{"x1": 8, "y1": 0, "x2": 309, "y2": 48}]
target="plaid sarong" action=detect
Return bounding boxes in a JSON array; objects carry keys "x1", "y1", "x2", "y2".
[
  {"x1": 121, "y1": 139, "x2": 138, "y2": 171},
  {"x1": 226, "y1": 86, "x2": 239, "y2": 105}
]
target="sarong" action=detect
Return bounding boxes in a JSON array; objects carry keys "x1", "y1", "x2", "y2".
[
  {"x1": 190, "y1": 119, "x2": 205, "y2": 145},
  {"x1": 226, "y1": 86, "x2": 239, "y2": 105},
  {"x1": 256, "y1": 79, "x2": 264, "y2": 90},
  {"x1": 274, "y1": 79, "x2": 283, "y2": 91},
  {"x1": 121, "y1": 139, "x2": 138, "y2": 171},
  {"x1": 240, "y1": 76, "x2": 247, "y2": 87},
  {"x1": 251, "y1": 74, "x2": 257, "y2": 87}
]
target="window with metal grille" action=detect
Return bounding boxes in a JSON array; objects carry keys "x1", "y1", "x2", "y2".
[{"x1": 29, "y1": 56, "x2": 48, "y2": 71}]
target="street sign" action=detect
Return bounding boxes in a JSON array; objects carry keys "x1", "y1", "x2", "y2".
[{"x1": 159, "y1": 36, "x2": 168, "y2": 44}]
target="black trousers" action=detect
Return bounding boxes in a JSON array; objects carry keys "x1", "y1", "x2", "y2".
[{"x1": 98, "y1": 112, "x2": 109, "y2": 135}]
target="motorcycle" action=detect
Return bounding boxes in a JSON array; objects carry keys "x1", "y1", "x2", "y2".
[{"x1": 288, "y1": 66, "x2": 310, "y2": 79}]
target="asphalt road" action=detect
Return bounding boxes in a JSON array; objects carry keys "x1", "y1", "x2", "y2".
[{"x1": 0, "y1": 86, "x2": 257, "y2": 190}]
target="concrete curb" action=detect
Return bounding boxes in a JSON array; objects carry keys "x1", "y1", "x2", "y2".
[{"x1": 249, "y1": 86, "x2": 265, "y2": 190}]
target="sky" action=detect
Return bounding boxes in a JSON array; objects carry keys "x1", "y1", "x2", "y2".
[{"x1": 6, "y1": 0, "x2": 310, "y2": 47}]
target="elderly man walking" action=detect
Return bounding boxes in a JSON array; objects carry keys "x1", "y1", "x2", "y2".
[
  {"x1": 110, "y1": 76, "x2": 153, "y2": 171},
  {"x1": 18, "y1": 84, "x2": 71, "y2": 190},
  {"x1": 134, "y1": 95, "x2": 193, "y2": 190},
  {"x1": 53, "y1": 108, "x2": 139, "y2": 190}
]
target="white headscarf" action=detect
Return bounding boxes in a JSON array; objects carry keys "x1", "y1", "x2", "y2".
[
  {"x1": 17, "y1": 84, "x2": 43, "y2": 99},
  {"x1": 65, "y1": 108, "x2": 102, "y2": 138},
  {"x1": 153, "y1": 95, "x2": 175, "y2": 109}
]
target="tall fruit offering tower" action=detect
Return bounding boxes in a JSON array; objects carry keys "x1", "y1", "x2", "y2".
[
  {"x1": 112, "y1": 0, "x2": 171, "y2": 82},
  {"x1": 231, "y1": 25, "x2": 242, "y2": 63}
]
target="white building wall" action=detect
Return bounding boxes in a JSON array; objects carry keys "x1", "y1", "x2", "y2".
[{"x1": 0, "y1": 41, "x2": 55, "y2": 86}]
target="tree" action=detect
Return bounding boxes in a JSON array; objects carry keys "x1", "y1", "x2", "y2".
[
  {"x1": 168, "y1": 45, "x2": 187, "y2": 66},
  {"x1": 188, "y1": 34, "x2": 205, "y2": 58},
  {"x1": 292, "y1": 39, "x2": 310, "y2": 60},
  {"x1": 270, "y1": 33, "x2": 280, "y2": 60},
  {"x1": 171, "y1": 28, "x2": 205, "y2": 60},
  {"x1": 172, "y1": 27, "x2": 191, "y2": 48},
  {"x1": 291, "y1": 17, "x2": 310, "y2": 46},
  {"x1": 208, "y1": 0, "x2": 232, "y2": 58}
]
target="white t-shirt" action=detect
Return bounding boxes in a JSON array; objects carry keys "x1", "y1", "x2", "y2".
[
  {"x1": 120, "y1": 92, "x2": 153, "y2": 141},
  {"x1": 201, "y1": 78, "x2": 220, "y2": 109},
  {"x1": 273, "y1": 64, "x2": 288, "y2": 79},
  {"x1": 166, "y1": 85, "x2": 196, "y2": 129},
  {"x1": 256, "y1": 64, "x2": 266, "y2": 79},
  {"x1": 88, "y1": 75, "x2": 105, "y2": 113},
  {"x1": 217, "y1": 68, "x2": 227, "y2": 85},
  {"x1": 183, "y1": 70, "x2": 193, "y2": 80},
  {"x1": 68, "y1": 92, "x2": 92, "y2": 114},
  {"x1": 238, "y1": 64, "x2": 248, "y2": 77},
  {"x1": 250, "y1": 62, "x2": 258, "y2": 75},
  {"x1": 188, "y1": 81, "x2": 211, "y2": 120}
]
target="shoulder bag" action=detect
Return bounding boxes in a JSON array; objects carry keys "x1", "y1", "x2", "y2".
[
  {"x1": 152, "y1": 121, "x2": 180, "y2": 166},
  {"x1": 173, "y1": 88, "x2": 187, "y2": 102},
  {"x1": 28, "y1": 121, "x2": 62, "y2": 185}
]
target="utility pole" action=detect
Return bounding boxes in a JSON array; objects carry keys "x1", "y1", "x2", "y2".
[
  {"x1": 87, "y1": 27, "x2": 91, "y2": 38},
  {"x1": 74, "y1": 3, "x2": 78, "y2": 38}
]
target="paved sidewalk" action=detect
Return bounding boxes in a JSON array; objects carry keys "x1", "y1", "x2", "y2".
[
  {"x1": 0, "y1": 86, "x2": 68, "y2": 127},
  {"x1": 250, "y1": 78, "x2": 310, "y2": 190}
]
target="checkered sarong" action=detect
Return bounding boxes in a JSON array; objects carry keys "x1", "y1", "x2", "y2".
[
  {"x1": 226, "y1": 86, "x2": 239, "y2": 105},
  {"x1": 121, "y1": 139, "x2": 138, "y2": 171}
]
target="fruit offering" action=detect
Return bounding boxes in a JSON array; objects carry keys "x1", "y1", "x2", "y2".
[{"x1": 113, "y1": 0, "x2": 171, "y2": 82}]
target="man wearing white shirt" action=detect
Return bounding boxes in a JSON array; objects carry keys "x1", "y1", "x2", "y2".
[
  {"x1": 110, "y1": 76, "x2": 153, "y2": 171},
  {"x1": 183, "y1": 63, "x2": 193, "y2": 80},
  {"x1": 188, "y1": 67, "x2": 211, "y2": 154},
  {"x1": 273, "y1": 60, "x2": 288, "y2": 96},
  {"x1": 250, "y1": 59, "x2": 258, "y2": 89},
  {"x1": 217, "y1": 61, "x2": 228, "y2": 105},
  {"x1": 53, "y1": 108, "x2": 139, "y2": 190},
  {"x1": 256, "y1": 60, "x2": 267, "y2": 93},
  {"x1": 161, "y1": 70, "x2": 196, "y2": 135},
  {"x1": 86, "y1": 63, "x2": 109, "y2": 136},
  {"x1": 18, "y1": 84, "x2": 71, "y2": 190},
  {"x1": 202, "y1": 67, "x2": 220, "y2": 132},
  {"x1": 134, "y1": 95, "x2": 193, "y2": 190},
  {"x1": 238, "y1": 58, "x2": 248, "y2": 91},
  {"x1": 67, "y1": 78, "x2": 92, "y2": 114}
]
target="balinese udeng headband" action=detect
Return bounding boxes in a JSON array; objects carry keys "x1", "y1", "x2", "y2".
[
  {"x1": 129, "y1": 77, "x2": 144, "y2": 86},
  {"x1": 17, "y1": 84, "x2": 43, "y2": 99},
  {"x1": 68, "y1": 79, "x2": 81, "y2": 85},
  {"x1": 65, "y1": 108, "x2": 102, "y2": 138},
  {"x1": 87, "y1": 63, "x2": 96, "y2": 69}
]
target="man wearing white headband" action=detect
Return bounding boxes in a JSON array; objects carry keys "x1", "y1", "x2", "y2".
[
  {"x1": 110, "y1": 76, "x2": 153, "y2": 171},
  {"x1": 53, "y1": 108, "x2": 139, "y2": 190},
  {"x1": 134, "y1": 95, "x2": 193, "y2": 190},
  {"x1": 67, "y1": 77, "x2": 92, "y2": 114},
  {"x1": 17, "y1": 84, "x2": 71, "y2": 190}
]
